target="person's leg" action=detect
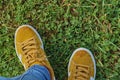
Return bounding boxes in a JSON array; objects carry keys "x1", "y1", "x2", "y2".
[
  {"x1": 0, "y1": 65, "x2": 50, "y2": 80},
  {"x1": 0, "y1": 77, "x2": 9, "y2": 80},
  {"x1": 68, "y1": 48, "x2": 96, "y2": 80},
  {"x1": 11, "y1": 65, "x2": 50, "y2": 80}
]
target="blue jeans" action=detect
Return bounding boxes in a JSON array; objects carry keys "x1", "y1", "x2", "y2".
[{"x1": 0, "y1": 65, "x2": 51, "y2": 80}]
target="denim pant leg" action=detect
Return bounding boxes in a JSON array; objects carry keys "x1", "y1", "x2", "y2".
[{"x1": 0, "y1": 65, "x2": 51, "y2": 80}]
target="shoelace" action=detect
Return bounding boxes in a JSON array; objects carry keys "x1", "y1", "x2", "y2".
[
  {"x1": 21, "y1": 37, "x2": 46, "y2": 69},
  {"x1": 74, "y1": 64, "x2": 89, "y2": 80}
]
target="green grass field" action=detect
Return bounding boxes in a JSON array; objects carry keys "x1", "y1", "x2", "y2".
[{"x1": 0, "y1": 0, "x2": 120, "y2": 80}]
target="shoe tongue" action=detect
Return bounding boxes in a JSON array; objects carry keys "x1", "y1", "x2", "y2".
[{"x1": 90, "y1": 77, "x2": 94, "y2": 80}]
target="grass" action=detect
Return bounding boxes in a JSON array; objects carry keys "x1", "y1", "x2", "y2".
[{"x1": 0, "y1": 0, "x2": 120, "y2": 80}]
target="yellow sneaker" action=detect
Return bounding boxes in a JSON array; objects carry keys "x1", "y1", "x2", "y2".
[
  {"x1": 68, "y1": 48, "x2": 96, "y2": 80},
  {"x1": 15, "y1": 25, "x2": 55, "y2": 80}
]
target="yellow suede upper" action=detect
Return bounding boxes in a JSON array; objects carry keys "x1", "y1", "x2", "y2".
[
  {"x1": 15, "y1": 25, "x2": 55, "y2": 80},
  {"x1": 68, "y1": 50, "x2": 94, "y2": 80}
]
